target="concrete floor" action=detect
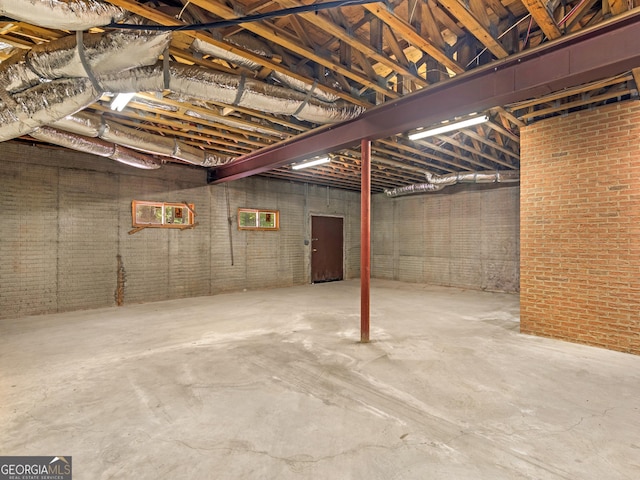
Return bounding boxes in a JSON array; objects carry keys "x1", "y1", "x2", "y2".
[{"x1": 1, "y1": 280, "x2": 639, "y2": 479}]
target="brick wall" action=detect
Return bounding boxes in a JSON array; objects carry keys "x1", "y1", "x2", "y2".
[
  {"x1": 0, "y1": 142, "x2": 360, "y2": 319},
  {"x1": 520, "y1": 100, "x2": 640, "y2": 354},
  {"x1": 372, "y1": 184, "x2": 520, "y2": 292}
]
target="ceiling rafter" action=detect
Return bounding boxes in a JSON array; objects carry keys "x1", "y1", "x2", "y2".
[
  {"x1": 517, "y1": 86, "x2": 634, "y2": 121},
  {"x1": 363, "y1": 1, "x2": 464, "y2": 73},
  {"x1": 520, "y1": 0, "x2": 562, "y2": 39},
  {"x1": 186, "y1": 0, "x2": 401, "y2": 98},
  {"x1": 566, "y1": 0, "x2": 600, "y2": 32},
  {"x1": 434, "y1": 132, "x2": 514, "y2": 168},
  {"x1": 419, "y1": 0, "x2": 447, "y2": 50},
  {"x1": 104, "y1": 0, "x2": 369, "y2": 106},
  {"x1": 437, "y1": 0, "x2": 510, "y2": 58},
  {"x1": 605, "y1": 0, "x2": 630, "y2": 16},
  {"x1": 3, "y1": 0, "x2": 637, "y2": 193},
  {"x1": 460, "y1": 128, "x2": 519, "y2": 161},
  {"x1": 376, "y1": 140, "x2": 472, "y2": 171},
  {"x1": 273, "y1": 0, "x2": 429, "y2": 87},
  {"x1": 382, "y1": 23, "x2": 411, "y2": 67}
]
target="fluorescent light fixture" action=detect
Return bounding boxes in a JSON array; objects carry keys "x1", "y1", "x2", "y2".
[
  {"x1": 110, "y1": 92, "x2": 136, "y2": 112},
  {"x1": 409, "y1": 114, "x2": 489, "y2": 141},
  {"x1": 292, "y1": 156, "x2": 330, "y2": 170}
]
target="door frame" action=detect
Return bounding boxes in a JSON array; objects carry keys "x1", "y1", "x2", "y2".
[{"x1": 309, "y1": 213, "x2": 345, "y2": 284}]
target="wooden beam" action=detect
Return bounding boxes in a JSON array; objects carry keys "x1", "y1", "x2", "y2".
[
  {"x1": 288, "y1": 16, "x2": 313, "y2": 48},
  {"x1": 208, "y1": 11, "x2": 640, "y2": 183},
  {"x1": 566, "y1": 0, "x2": 600, "y2": 32},
  {"x1": 437, "y1": 0, "x2": 510, "y2": 58},
  {"x1": 484, "y1": 0, "x2": 510, "y2": 19},
  {"x1": 606, "y1": 0, "x2": 629, "y2": 16},
  {"x1": 186, "y1": 0, "x2": 398, "y2": 98},
  {"x1": 363, "y1": 2, "x2": 464, "y2": 74},
  {"x1": 383, "y1": 24, "x2": 410, "y2": 67},
  {"x1": 491, "y1": 106, "x2": 526, "y2": 130},
  {"x1": 486, "y1": 118, "x2": 520, "y2": 143},
  {"x1": 353, "y1": 49, "x2": 380, "y2": 81},
  {"x1": 273, "y1": 0, "x2": 427, "y2": 85},
  {"x1": 460, "y1": 128, "x2": 519, "y2": 161},
  {"x1": 104, "y1": 0, "x2": 369, "y2": 107},
  {"x1": 419, "y1": 1, "x2": 447, "y2": 50},
  {"x1": 520, "y1": 0, "x2": 562, "y2": 40},
  {"x1": 435, "y1": 133, "x2": 513, "y2": 168},
  {"x1": 429, "y1": 0, "x2": 465, "y2": 37},
  {"x1": 375, "y1": 141, "x2": 466, "y2": 171},
  {"x1": 506, "y1": 73, "x2": 632, "y2": 109},
  {"x1": 518, "y1": 87, "x2": 634, "y2": 120},
  {"x1": 370, "y1": 16, "x2": 383, "y2": 51},
  {"x1": 469, "y1": 0, "x2": 493, "y2": 29},
  {"x1": 632, "y1": 67, "x2": 640, "y2": 92}
]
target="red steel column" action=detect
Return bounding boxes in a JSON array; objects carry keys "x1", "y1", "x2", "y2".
[{"x1": 360, "y1": 139, "x2": 371, "y2": 343}]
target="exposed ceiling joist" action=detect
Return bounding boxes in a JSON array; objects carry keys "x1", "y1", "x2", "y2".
[
  {"x1": 437, "y1": 0, "x2": 510, "y2": 58},
  {"x1": 363, "y1": 2, "x2": 465, "y2": 73},
  {"x1": 520, "y1": 0, "x2": 562, "y2": 40},
  {"x1": 208, "y1": 10, "x2": 640, "y2": 183},
  {"x1": 186, "y1": 0, "x2": 399, "y2": 98},
  {"x1": 2, "y1": 0, "x2": 638, "y2": 193}
]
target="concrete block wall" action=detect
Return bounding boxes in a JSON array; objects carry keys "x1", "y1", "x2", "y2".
[
  {"x1": 0, "y1": 142, "x2": 360, "y2": 319},
  {"x1": 372, "y1": 185, "x2": 520, "y2": 292},
  {"x1": 520, "y1": 100, "x2": 640, "y2": 354}
]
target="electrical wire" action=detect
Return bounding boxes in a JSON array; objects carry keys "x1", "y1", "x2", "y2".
[
  {"x1": 558, "y1": 0, "x2": 588, "y2": 26},
  {"x1": 106, "y1": 0, "x2": 382, "y2": 31},
  {"x1": 465, "y1": 14, "x2": 531, "y2": 68},
  {"x1": 523, "y1": 16, "x2": 533, "y2": 49}
]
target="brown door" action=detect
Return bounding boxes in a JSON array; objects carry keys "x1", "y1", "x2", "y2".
[{"x1": 311, "y1": 216, "x2": 344, "y2": 283}]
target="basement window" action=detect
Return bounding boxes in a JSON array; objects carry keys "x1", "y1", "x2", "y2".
[
  {"x1": 131, "y1": 201, "x2": 196, "y2": 232},
  {"x1": 238, "y1": 208, "x2": 279, "y2": 230}
]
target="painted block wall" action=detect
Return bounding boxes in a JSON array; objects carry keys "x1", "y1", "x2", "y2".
[
  {"x1": 520, "y1": 100, "x2": 640, "y2": 354},
  {"x1": 371, "y1": 184, "x2": 520, "y2": 292},
  {"x1": 0, "y1": 142, "x2": 360, "y2": 319}
]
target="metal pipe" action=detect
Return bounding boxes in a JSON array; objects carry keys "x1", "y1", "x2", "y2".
[{"x1": 360, "y1": 139, "x2": 371, "y2": 343}]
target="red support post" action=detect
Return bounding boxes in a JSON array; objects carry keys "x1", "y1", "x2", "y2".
[{"x1": 360, "y1": 139, "x2": 371, "y2": 343}]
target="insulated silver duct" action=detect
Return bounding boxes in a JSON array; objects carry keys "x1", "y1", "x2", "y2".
[
  {"x1": 191, "y1": 36, "x2": 339, "y2": 102},
  {"x1": 424, "y1": 170, "x2": 520, "y2": 185},
  {"x1": 153, "y1": 63, "x2": 363, "y2": 124},
  {"x1": 0, "y1": 17, "x2": 363, "y2": 167},
  {"x1": 0, "y1": 61, "x2": 364, "y2": 142},
  {"x1": 385, "y1": 170, "x2": 520, "y2": 197},
  {"x1": 30, "y1": 126, "x2": 162, "y2": 169},
  {"x1": 0, "y1": 0, "x2": 127, "y2": 30},
  {"x1": 0, "y1": 29, "x2": 170, "y2": 142},
  {"x1": 0, "y1": 77, "x2": 100, "y2": 141},
  {"x1": 52, "y1": 111, "x2": 231, "y2": 167},
  {"x1": 1, "y1": 30, "x2": 171, "y2": 94},
  {"x1": 384, "y1": 183, "x2": 445, "y2": 196}
]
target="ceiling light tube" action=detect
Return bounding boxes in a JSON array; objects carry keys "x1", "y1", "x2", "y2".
[
  {"x1": 292, "y1": 156, "x2": 330, "y2": 170},
  {"x1": 409, "y1": 115, "x2": 489, "y2": 141},
  {"x1": 110, "y1": 92, "x2": 136, "y2": 112}
]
